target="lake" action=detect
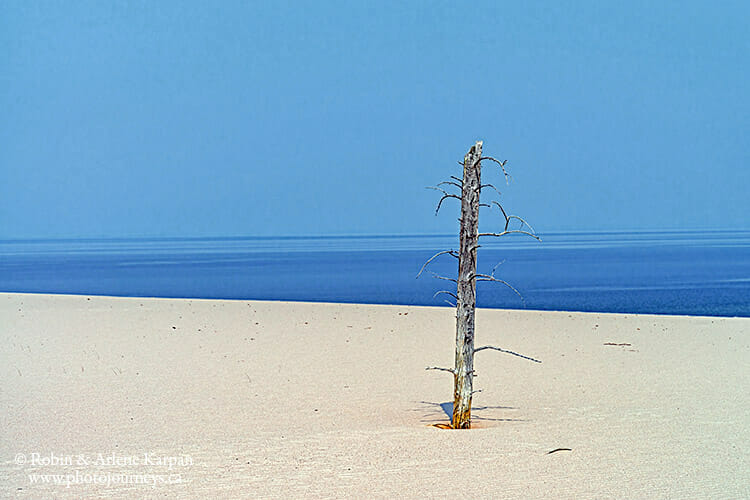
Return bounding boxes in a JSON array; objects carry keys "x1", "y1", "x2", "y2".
[{"x1": 1, "y1": 231, "x2": 749, "y2": 317}]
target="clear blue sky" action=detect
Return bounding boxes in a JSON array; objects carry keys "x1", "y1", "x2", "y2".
[{"x1": 1, "y1": 1, "x2": 747, "y2": 239}]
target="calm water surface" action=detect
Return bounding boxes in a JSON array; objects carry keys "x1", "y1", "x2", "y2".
[{"x1": 1, "y1": 232, "x2": 749, "y2": 317}]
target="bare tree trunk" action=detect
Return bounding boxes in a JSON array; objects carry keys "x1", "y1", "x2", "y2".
[
  {"x1": 421, "y1": 141, "x2": 541, "y2": 427},
  {"x1": 452, "y1": 140, "x2": 482, "y2": 429}
]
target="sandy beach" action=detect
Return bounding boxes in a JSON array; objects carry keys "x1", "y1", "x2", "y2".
[{"x1": 1, "y1": 292, "x2": 748, "y2": 498}]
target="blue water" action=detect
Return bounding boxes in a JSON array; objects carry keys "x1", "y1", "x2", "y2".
[{"x1": 1, "y1": 232, "x2": 749, "y2": 317}]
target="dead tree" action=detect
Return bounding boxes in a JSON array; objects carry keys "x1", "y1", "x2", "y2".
[{"x1": 419, "y1": 140, "x2": 541, "y2": 429}]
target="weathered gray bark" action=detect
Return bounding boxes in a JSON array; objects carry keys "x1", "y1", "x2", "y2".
[
  {"x1": 452, "y1": 140, "x2": 482, "y2": 429},
  {"x1": 420, "y1": 140, "x2": 541, "y2": 429}
]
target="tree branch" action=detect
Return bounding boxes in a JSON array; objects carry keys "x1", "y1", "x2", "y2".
[
  {"x1": 425, "y1": 366, "x2": 456, "y2": 374},
  {"x1": 438, "y1": 180, "x2": 462, "y2": 190},
  {"x1": 478, "y1": 230, "x2": 541, "y2": 241},
  {"x1": 478, "y1": 183, "x2": 502, "y2": 198},
  {"x1": 433, "y1": 290, "x2": 458, "y2": 300},
  {"x1": 474, "y1": 345, "x2": 542, "y2": 363},
  {"x1": 491, "y1": 201, "x2": 538, "y2": 234},
  {"x1": 416, "y1": 250, "x2": 458, "y2": 279},
  {"x1": 427, "y1": 186, "x2": 455, "y2": 197},
  {"x1": 473, "y1": 274, "x2": 525, "y2": 304},
  {"x1": 491, "y1": 259, "x2": 506, "y2": 275},
  {"x1": 430, "y1": 272, "x2": 457, "y2": 283},
  {"x1": 435, "y1": 194, "x2": 461, "y2": 214},
  {"x1": 479, "y1": 156, "x2": 512, "y2": 184},
  {"x1": 426, "y1": 186, "x2": 461, "y2": 215},
  {"x1": 491, "y1": 201, "x2": 510, "y2": 231}
]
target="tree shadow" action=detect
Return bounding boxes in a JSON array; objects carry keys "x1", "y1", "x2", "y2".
[{"x1": 415, "y1": 400, "x2": 526, "y2": 424}]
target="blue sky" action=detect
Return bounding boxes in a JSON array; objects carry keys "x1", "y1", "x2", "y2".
[{"x1": 1, "y1": 1, "x2": 747, "y2": 239}]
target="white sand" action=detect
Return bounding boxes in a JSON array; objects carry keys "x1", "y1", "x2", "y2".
[{"x1": 1, "y1": 293, "x2": 748, "y2": 498}]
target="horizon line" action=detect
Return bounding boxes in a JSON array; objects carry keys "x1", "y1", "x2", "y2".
[{"x1": 2, "y1": 228, "x2": 750, "y2": 244}]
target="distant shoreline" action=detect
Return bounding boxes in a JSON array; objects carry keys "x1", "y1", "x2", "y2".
[{"x1": 2, "y1": 291, "x2": 748, "y2": 320}]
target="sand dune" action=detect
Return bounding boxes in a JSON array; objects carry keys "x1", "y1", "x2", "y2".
[{"x1": 1, "y1": 293, "x2": 748, "y2": 498}]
